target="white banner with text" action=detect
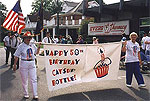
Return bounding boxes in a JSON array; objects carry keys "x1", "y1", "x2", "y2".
[{"x1": 44, "y1": 42, "x2": 122, "y2": 91}]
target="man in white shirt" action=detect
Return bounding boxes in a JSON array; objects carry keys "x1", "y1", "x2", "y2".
[
  {"x1": 42, "y1": 32, "x2": 54, "y2": 43},
  {"x1": 3, "y1": 31, "x2": 11, "y2": 64},
  {"x1": 145, "y1": 32, "x2": 150, "y2": 56},
  {"x1": 141, "y1": 33, "x2": 148, "y2": 53},
  {"x1": 10, "y1": 32, "x2": 22, "y2": 69}
]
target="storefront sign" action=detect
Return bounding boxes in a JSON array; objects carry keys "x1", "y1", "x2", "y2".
[{"x1": 88, "y1": 20, "x2": 129, "y2": 35}]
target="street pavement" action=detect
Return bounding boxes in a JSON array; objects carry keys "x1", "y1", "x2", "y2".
[{"x1": 0, "y1": 47, "x2": 150, "y2": 101}]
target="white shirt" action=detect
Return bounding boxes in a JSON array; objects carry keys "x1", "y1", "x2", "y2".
[
  {"x1": 14, "y1": 42, "x2": 37, "y2": 60},
  {"x1": 10, "y1": 36, "x2": 22, "y2": 49},
  {"x1": 30, "y1": 38, "x2": 36, "y2": 45},
  {"x1": 125, "y1": 40, "x2": 140, "y2": 63},
  {"x1": 42, "y1": 37, "x2": 53, "y2": 43},
  {"x1": 3, "y1": 36, "x2": 11, "y2": 47},
  {"x1": 53, "y1": 38, "x2": 59, "y2": 44},
  {"x1": 141, "y1": 36, "x2": 148, "y2": 50},
  {"x1": 145, "y1": 36, "x2": 150, "y2": 50}
]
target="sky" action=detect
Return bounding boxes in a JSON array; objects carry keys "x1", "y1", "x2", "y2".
[{"x1": 0, "y1": 0, "x2": 129, "y2": 17}]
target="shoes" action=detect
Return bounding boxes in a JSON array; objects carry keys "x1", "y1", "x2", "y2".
[
  {"x1": 33, "y1": 96, "x2": 38, "y2": 100},
  {"x1": 24, "y1": 95, "x2": 29, "y2": 99},
  {"x1": 126, "y1": 84, "x2": 132, "y2": 87},
  {"x1": 138, "y1": 84, "x2": 146, "y2": 88}
]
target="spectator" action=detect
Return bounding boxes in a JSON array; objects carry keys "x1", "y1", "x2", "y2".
[
  {"x1": 53, "y1": 35, "x2": 59, "y2": 44},
  {"x1": 66, "y1": 35, "x2": 73, "y2": 44},
  {"x1": 145, "y1": 31, "x2": 150, "y2": 56},
  {"x1": 42, "y1": 32, "x2": 53, "y2": 43},
  {"x1": 76, "y1": 35, "x2": 84, "y2": 44},
  {"x1": 93, "y1": 37, "x2": 99, "y2": 44},
  {"x1": 3, "y1": 31, "x2": 11, "y2": 64},
  {"x1": 141, "y1": 32, "x2": 148, "y2": 53},
  {"x1": 10, "y1": 32, "x2": 22, "y2": 69}
]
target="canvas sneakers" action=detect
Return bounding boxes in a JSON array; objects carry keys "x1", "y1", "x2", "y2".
[
  {"x1": 126, "y1": 84, "x2": 132, "y2": 87},
  {"x1": 33, "y1": 96, "x2": 38, "y2": 100},
  {"x1": 24, "y1": 95, "x2": 29, "y2": 99},
  {"x1": 138, "y1": 84, "x2": 146, "y2": 88}
]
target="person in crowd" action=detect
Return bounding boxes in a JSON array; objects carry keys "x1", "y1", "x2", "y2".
[
  {"x1": 122, "y1": 32, "x2": 146, "y2": 88},
  {"x1": 66, "y1": 35, "x2": 73, "y2": 44},
  {"x1": 141, "y1": 32, "x2": 148, "y2": 53},
  {"x1": 93, "y1": 37, "x2": 99, "y2": 44},
  {"x1": 53, "y1": 35, "x2": 59, "y2": 44},
  {"x1": 10, "y1": 32, "x2": 22, "y2": 69},
  {"x1": 3, "y1": 31, "x2": 11, "y2": 64},
  {"x1": 121, "y1": 33, "x2": 127, "y2": 42},
  {"x1": 76, "y1": 35, "x2": 84, "y2": 44},
  {"x1": 58, "y1": 35, "x2": 66, "y2": 44},
  {"x1": 144, "y1": 31, "x2": 150, "y2": 56},
  {"x1": 13, "y1": 31, "x2": 41, "y2": 100},
  {"x1": 42, "y1": 32, "x2": 53, "y2": 43},
  {"x1": 120, "y1": 33, "x2": 126, "y2": 62}
]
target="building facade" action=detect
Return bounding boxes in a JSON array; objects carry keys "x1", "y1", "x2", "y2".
[{"x1": 83, "y1": 0, "x2": 150, "y2": 42}]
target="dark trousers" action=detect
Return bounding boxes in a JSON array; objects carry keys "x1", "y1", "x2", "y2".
[
  {"x1": 10, "y1": 48, "x2": 19, "y2": 69},
  {"x1": 5, "y1": 46, "x2": 11, "y2": 64},
  {"x1": 126, "y1": 62, "x2": 145, "y2": 85}
]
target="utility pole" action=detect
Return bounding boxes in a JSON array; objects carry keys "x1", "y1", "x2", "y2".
[{"x1": 56, "y1": 0, "x2": 60, "y2": 36}]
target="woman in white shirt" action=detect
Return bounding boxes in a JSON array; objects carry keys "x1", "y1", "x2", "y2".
[
  {"x1": 13, "y1": 31, "x2": 41, "y2": 100},
  {"x1": 122, "y1": 32, "x2": 145, "y2": 88}
]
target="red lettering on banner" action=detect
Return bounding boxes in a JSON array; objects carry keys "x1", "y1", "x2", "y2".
[
  {"x1": 70, "y1": 60, "x2": 75, "y2": 65},
  {"x1": 67, "y1": 77, "x2": 71, "y2": 82},
  {"x1": 74, "y1": 75, "x2": 76, "y2": 80},
  {"x1": 52, "y1": 69, "x2": 56, "y2": 76},
  {"x1": 55, "y1": 59, "x2": 58, "y2": 64},
  {"x1": 63, "y1": 60, "x2": 67, "y2": 64},
  {"x1": 52, "y1": 80, "x2": 55, "y2": 86},
  {"x1": 67, "y1": 69, "x2": 70, "y2": 73},
  {"x1": 70, "y1": 49, "x2": 74, "y2": 56},
  {"x1": 59, "y1": 51, "x2": 63, "y2": 56},
  {"x1": 49, "y1": 59, "x2": 52, "y2": 65},
  {"x1": 49, "y1": 51, "x2": 54, "y2": 56},
  {"x1": 59, "y1": 78, "x2": 63, "y2": 84},
  {"x1": 51, "y1": 75, "x2": 77, "y2": 86}
]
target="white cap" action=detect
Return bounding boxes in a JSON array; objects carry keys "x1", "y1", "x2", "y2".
[{"x1": 129, "y1": 32, "x2": 138, "y2": 39}]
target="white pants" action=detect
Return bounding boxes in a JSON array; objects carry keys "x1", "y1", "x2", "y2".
[{"x1": 19, "y1": 60, "x2": 38, "y2": 96}]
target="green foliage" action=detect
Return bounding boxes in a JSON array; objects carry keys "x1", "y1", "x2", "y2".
[
  {"x1": 0, "y1": 2, "x2": 8, "y2": 41},
  {"x1": 0, "y1": 2, "x2": 7, "y2": 20},
  {"x1": 80, "y1": 18, "x2": 94, "y2": 38},
  {"x1": 31, "y1": 0, "x2": 62, "y2": 15}
]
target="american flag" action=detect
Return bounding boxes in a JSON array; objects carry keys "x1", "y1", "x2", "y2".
[{"x1": 2, "y1": 0, "x2": 25, "y2": 34}]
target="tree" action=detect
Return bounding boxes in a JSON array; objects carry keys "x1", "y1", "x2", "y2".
[
  {"x1": 31, "y1": 0, "x2": 62, "y2": 15},
  {"x1": 0, "y1": 2, "x2": 8, "y2": 21},
  {"x1": 79, "y1": 18, "x2": 94, "y2": 43},
  {"x1": 0, "y1": 2, "x2": 8, "y2": 42}
]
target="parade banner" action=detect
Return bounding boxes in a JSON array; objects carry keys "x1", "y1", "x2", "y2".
[
  {"x1": 88, "y1": 20, "x2": 129, "y2": 35},
  {"x1": 44, "y1": 42, "x2": 122, "y2": 91}
]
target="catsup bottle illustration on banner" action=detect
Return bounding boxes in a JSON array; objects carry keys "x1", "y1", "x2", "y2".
[{"x1": 93, "y1": 47, "x2": 112, "y2": 78}]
